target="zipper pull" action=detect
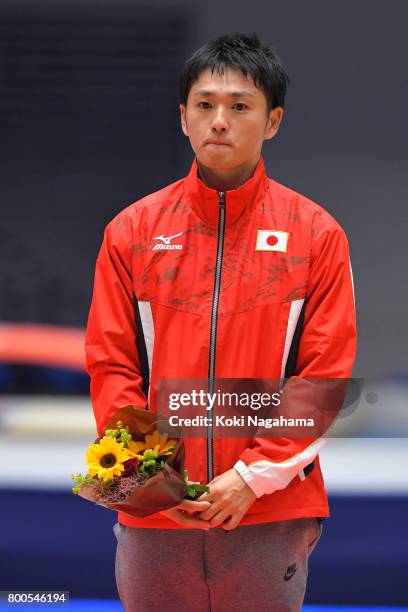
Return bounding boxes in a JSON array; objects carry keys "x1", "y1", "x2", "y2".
[{"x1": 218, "y1": 191, "x2": 226, "y2": 207}]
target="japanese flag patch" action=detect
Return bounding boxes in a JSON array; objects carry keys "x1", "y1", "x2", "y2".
[{"x1": 255, "y1": 230, "x2": 289, "y2": 252}]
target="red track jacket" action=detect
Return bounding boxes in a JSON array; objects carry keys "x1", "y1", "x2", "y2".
[{"x1": 85, "y1": 156, "x2": 357, "y2": 529}]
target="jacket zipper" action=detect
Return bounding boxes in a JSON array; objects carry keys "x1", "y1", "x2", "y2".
[{"x1": 207, "y1": 191, "x2": 226, "y2": 483}]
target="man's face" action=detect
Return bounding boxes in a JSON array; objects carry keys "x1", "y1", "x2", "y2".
[{"x1": 180, "y1": 67, "x2": 283, "y2": 171}]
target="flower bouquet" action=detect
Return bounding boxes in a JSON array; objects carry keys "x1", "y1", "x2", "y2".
[{"x1": 71, "y1": 405, "x2": 208, "y2": 517}]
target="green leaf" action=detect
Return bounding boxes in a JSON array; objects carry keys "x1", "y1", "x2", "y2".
[{"x1": 193, "y1": 484, "x2": 210, "y2": 493}]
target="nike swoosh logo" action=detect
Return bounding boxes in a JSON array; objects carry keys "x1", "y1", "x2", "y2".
[{"x1": 284, "y1": 563, "x2": 297, "y2": 581}]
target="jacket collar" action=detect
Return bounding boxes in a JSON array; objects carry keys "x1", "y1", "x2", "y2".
[{"x1": 184, "y1": 156, "x2": 268, "y2": 226}]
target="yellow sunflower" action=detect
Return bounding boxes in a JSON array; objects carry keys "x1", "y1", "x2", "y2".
[
  {"x1": 127, "y1": 430, "x2": 177, "y2": 461},
  {"x1": 86, "y1": 436, "x2": 132, "y2": 483}
]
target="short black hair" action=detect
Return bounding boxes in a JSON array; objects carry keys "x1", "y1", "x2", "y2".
[{"x1": 179, "y1": 32, "x2": 290, "y2": 112}]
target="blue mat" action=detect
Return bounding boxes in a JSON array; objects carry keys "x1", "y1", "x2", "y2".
[
  {"x1": 0, "y1": 490, "x2": 407, "y2": 606},
  {"x1": 1, "y1": 601, "x2": 407, "y2": 611}
]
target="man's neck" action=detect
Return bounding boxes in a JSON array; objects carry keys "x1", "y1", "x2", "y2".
[{"x1": 196, "y1": 159, "x2": 259, "y2": 192}]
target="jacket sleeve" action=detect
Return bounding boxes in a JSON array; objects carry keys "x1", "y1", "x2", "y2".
[
  {"x1": 85, "y1": 217, "x2": 147, "y2": 437},
  {"x1": 234, "y1": 220, "x2": 357, "y2": 497}
]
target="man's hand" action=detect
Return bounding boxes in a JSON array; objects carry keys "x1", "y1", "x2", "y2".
[
  {"x1": 197, "y1": 468, "x2": 257, "y2": 531},
  {"x1": 160, "y1": 498, "x2": 212, "y2": 530}
]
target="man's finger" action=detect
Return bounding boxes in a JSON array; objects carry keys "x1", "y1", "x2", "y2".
[
  {"x1": 196, "y1": 488, "x2": 216, "y2": 502},
  {"x1": 174, "y1": 511, "x2": 211, "y2": 530},
  {"x1": 209, "y1": 509, "x2": 232, "y2": 528},
  {"x1": 199, "y1": 501, "x2": 222, "y2": 521},
  {"x1": 162, "y1": 508, "x2": 211, "y2": 530},
  {"x1": 178, "y1": 499, "x2": 211, "y2": 512},
  {"x1": 222, "y1": 514, "x2": 242, "y2": 531}
]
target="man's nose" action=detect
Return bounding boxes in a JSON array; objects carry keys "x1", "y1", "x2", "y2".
[{"x1": 210, "y1": 107, "x2": 229, "y2": 132}]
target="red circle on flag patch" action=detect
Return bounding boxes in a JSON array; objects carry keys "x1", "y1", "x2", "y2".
[{"x1": 266, "y1": 234, "x2": 278, "y2": 246}]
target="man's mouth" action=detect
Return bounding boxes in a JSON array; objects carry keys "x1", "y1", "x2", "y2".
[{"x1": 204, "y1": 140, "x2": 232, "y2": 147}]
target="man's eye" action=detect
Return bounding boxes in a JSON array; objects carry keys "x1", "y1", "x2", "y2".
[
  {"x1": 233, "y1": 103, "x2": 248, "y2": 111},
  {"x1": 198, "y1": 102, "x2": 211, "y2": 109}
]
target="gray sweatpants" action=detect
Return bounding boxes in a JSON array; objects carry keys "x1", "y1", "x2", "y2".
[{"x1": 113, "y1": 518, "x2": 323, "y2": 612}]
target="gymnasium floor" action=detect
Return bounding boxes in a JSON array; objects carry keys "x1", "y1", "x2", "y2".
[{"x1": 1, "y1": 395, "x2": 407, "y2": 610}]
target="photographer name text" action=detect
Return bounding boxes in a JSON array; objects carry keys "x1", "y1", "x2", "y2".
[{"x1": 168, "y1": 415, "x2": 315, "y2": 428}]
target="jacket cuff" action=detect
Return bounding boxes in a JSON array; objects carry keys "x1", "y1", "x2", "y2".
[
  {"x1": 233, "y1": 459, "x2": 266, "y2": 498},
  {"x1": 234, "y1": 439, "x2": 327, "y2": 498}
]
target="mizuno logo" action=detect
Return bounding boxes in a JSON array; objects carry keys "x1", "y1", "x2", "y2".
[
  {"x1": 152, "y1": 232, "x2": 184, "y2": 251},
  {"x1": 154, "y1": 232, "x2": 183, "y2": 244}
]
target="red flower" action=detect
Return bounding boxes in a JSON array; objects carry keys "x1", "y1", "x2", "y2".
[{"x1": 122, "y1": 457, "x2": 139, "y2": 477}]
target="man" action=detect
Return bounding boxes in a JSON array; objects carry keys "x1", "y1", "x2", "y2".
[{"x1": 85, "y1": 33, "x2": 356, "y2": 612}]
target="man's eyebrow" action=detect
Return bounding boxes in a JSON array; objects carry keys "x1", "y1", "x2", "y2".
[{"x1": 193, "y1": 89, "x2": 256, "y2": 99}]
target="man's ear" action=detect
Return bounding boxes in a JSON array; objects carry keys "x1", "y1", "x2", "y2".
[
  {"x1": 180, "y1": 104, "x2": 188, "y2": 136},
  {"x1": 264, "y1": 106, "x2": 284, "y2": 140}
]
